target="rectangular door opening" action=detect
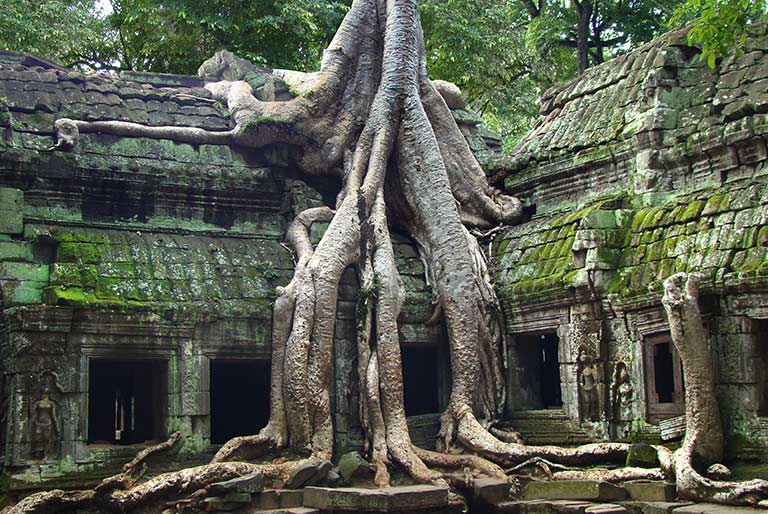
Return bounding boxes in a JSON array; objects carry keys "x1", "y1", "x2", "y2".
[
  {"x1": 210, "y1": 360, "x2": 270, "y2": 444},
  {"x1": 401, "y1": 344, "x2": 441, "y2": 416},
  {"x1": 645, "y1": 334, "x2": 684, "y2": 421},
  {"x1": 756, "y1": 320, "x2": 768, "y2": 416},
  {"x1": 515, "y1": 333, "x2": 562, "y2": 409},
  {"x1": 88, "y1": 359, "x2": 167, "y2": 445}
]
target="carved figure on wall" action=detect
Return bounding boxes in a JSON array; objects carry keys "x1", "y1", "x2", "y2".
[
  {"x1": 30, "y1": 371, "x2": 61, "y2": 460},
  {"x1": 611, "y1": 362, "x2": 633, "y2": 423},
  {"x1": 578, "y1": 346, "x2": 600, "y2": 421}
]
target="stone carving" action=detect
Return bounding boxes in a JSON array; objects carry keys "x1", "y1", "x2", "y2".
[
  {"x1": 578, "y1": 346, "x2": 600, "y2": 422},
  {"x1": 611, "y1": 362, "x2": 633, "y2": 423},
  {"x1": 29, "y1": 371, "x2": 62, "y2": 461}
]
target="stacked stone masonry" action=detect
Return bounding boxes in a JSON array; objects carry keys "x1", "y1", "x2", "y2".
[
  {"x1": 493, "y1": 25, "x2": 768, "y2": 462},
  {"x1": 0, "y1": 50, "x2": 487, "y2": 495},
  {"x1": 0, "y1": 21, "x2": 766, "y2": 503}
]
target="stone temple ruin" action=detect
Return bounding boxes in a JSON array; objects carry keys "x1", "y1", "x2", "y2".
[{"x1": 0, "y1": 22, "x2": 767, "y2": 514}]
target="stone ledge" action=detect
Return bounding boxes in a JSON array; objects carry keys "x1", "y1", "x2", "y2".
[
  {"x1": 303, "y1": 484, "x2": 449, "y2": 512},
  {"x1": 522, "y1": 480, "x2": 627, "y2": 502}
]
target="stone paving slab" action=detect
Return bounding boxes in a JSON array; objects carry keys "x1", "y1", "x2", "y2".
[
  {"x1": 624, "y1": 502, "x2": 695, "y2": 514},
  {"x1": 673, "y1": 504, "x2": 764, "y2": 513},
  {"x1": 522, "y1": 481, "x2": 627, "y2": 502},
  {"x1": 303, "y1": 484, "x2": 449, "y2": 512},
  {"x1": 622, "y1": 483, "x2": 677, "y2": 502}
]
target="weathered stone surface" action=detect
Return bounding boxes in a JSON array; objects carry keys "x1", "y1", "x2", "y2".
[
  {"x1": 209, "y1": 471, "x2": 265, "y2": 494},
  {"x1": 624, "y1": 502, "x2": 694, "y2": 514},
  {"x1": 201, "y1": 497, "x2": 243, "y2": 512},
  {"x1": 673, "y1": 503, "x2": 761, "y2": 514},
  {"x1": 622, "y1": 482, "x2": 676, "y2": 502},
  {"x1": 338, "y1": 451, "x2": 373, "y2": 483},
  {"x1": 472, "y1": 477, "x2": 514, "y2": 504},
  {"x1": 626, "y1": 445, "x2": 660, "y2": 468},
  {"x1": 286, "y1": 461, "x2": 333, "y2": 489},
  {"x1": 522, "y1": 481, "x2": 627, "y2": 502},
  {"x1": 303, "y1": 485, "x2": 449, "y2": 512},
  {"x1": 704, "y1": 464, "x2": 731, "y2": 480}
]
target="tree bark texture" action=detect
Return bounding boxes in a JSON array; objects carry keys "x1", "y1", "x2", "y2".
[{"x1": 21, "y1": 2, "x2": 768, "y2": 512}]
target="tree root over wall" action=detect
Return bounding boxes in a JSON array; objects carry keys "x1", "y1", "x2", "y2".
[{"x1": 8, "y1": 1, "x2": 768, "y2": 510}]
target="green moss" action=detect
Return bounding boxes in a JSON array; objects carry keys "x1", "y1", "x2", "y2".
[
  {"x1": 676, "y1": 200, "x2": 705, "y2": 223},
  {"x1": 43, "y1": 286, "x2": 152, "y2": 309},
  {"x1": 703, "y1": 192, "x2": 731, "y2": 215},
  {"x1": 730, "y1": 463, "x2": 768, "y2": 480},
  {"x1": 739, "y1": 258, "x2": 768, "y2": 275}
]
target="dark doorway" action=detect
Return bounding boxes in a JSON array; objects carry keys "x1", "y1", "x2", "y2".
[
  {"x1": 756, "y1": 320, "x2": 768, "y2": 416},
  {"x1": 401, "y1": 345, "x2": 441, "y2": 416},
  {"x1": 645, "y1": 334, "x2": 684, "y2": 421},
  {"x1": 516, "y1": 333, "x2": 562, "y2": 409},
  {"x1": 653, "y1": 342, "x2": 676, "y2": 403},
  {"x1": 210, "y1": 360, "x2": 270, "y2": 444},
  {"x1": 88, "y1": 359, "x2": 167, "y2": 445}
]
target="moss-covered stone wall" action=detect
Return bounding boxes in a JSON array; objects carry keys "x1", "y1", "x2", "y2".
[{"x1": 491, "y1": 24, "x2": 768, "y2": 458}]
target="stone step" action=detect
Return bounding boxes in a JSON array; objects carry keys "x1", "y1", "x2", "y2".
[
  {"x1": 623, "y1": 502, "x2": 694, "y2": 514},
  {"x1": 507, "y1": 410, "x2": 572, "y2": 421},
  {"x1": 622, "y1": 482, "x2": 676, "y2": 502},
  {"x1": 250, "y1": 508, "x2": 320, "y2": 514},
  {"x1": 672, "y1": 504, "x2": 765, "y2": 514},
  {"x1": 253, "y1": 489, "x2": 304, "y2": 510},
  {"x1": 522, "y1": 480, "x2": 627, "y2": 502},
  {"x1": 471, "y1": 477, "x2": 516, "y2": 505},
  {"x1": 492, "y1": 499, "x2": 627, "y2": 513},
  {"x1": 303, "y1": 484, "x2": 449, "y2": 512},
  {"x1": 499, "y1": 411, "x2": 594, "y2": 446}
]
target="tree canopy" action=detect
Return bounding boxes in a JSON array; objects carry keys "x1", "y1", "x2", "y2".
[{"x1": 0, "y1": 0, "x2": 763, "y2": 147}]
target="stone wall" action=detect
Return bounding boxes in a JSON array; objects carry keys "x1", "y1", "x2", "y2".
[
  {"x1": 0, "y1": 52, "x2": 496, "y2": 492},
  {"x1": 491, "y1": 25, "x2": 768, "y2": 458}
]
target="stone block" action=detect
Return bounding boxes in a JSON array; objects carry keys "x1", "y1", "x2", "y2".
[
  {"x1": 338, "y1": 451, "x2": 374, "y2": 483},
  {"x1": 209, "y1": 471, "x2": 265, "y2": 494},
  {"x1": 201, "y1": 497, "x2": 242, "y2": 511},
  {"x1": 472, "y1": 477, "x2": 514, "y2": 504},
  {"x1": 0, "y1": 210, "x2": 22, "y2": 234},
  {"x1": 286, "y1": 460, "x2": 332, "y2": 489},
  {"x1": 624, "y1": 502, "x2": 693, "y2": 514},
  {"x1": 522, "y1": 481, "x2": 627, "y2": 502},
  {"x1": 673, "y1": 503, "x2": 760, "y2": 514},
  {"x1": 585, "y1": 504, "x2": 627, "y2": 513},
  {"x1": 220, "y1": 492, "x2": 251, "y2": 503},
  {"x1": 626, "y1": 444, "x2": 660, "y2": 468},
  {"x1": 303, "y1": 485, "x2": 448, "y2": 512},
  {"x1": 0, "y1": 262, "x2": 49, "y2": 282},
  {"x1": 277, "y1": 489, "x2": 304, "y2": 508},
  {"x1": 622, "y1": 482, "x2": 676, "y2": 502},
  {"x1": 0, "y1": 188, "x2": 22, "y2": 211},
  {"x1": 0, "y1": 241, "x2": 33, "y2": 261}
]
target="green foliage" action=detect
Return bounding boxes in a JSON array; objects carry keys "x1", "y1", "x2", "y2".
[
  {"x1": 671, "y1": 0, "x2": 766, "y2": 67},
  {"x1": 108, "y1": 0, "x2": 350, "y2": 74},
  {"x1": 420, "y1": 0, "x2": 575, "y2": 147},
  {"x1": 421, "y1": 0, "x2": 681, "y2": 148},
  {"x1": 0, "y1": 0, "x2": 114, "y2": 69}
]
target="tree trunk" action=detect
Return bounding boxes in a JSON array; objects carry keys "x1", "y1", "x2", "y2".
[
  {"x1": 662, "y1": 273, "x2": 723, "y2": 466},
  {"x1": 573, "y1": 0, "x2": 593, "y2": 74},
  {"x1": 26, "y1": 1, "x2": 768, "y2": 511}
]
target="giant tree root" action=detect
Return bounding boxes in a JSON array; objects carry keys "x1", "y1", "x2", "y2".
[
  {"x1": 4, "y1": 461, "x2": 302, "y2": 514},
  {"x1": 26, "y1": 2, "x2": 768, "y2": 512},
  {"x1": 663, "y1": 273, "x2": 768, "y2": 506}
]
